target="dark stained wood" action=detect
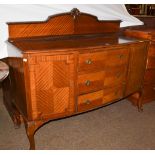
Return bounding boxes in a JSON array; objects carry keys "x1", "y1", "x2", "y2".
[{"x1": 2, "y1": 9, "x2": 149, "y2": 149}]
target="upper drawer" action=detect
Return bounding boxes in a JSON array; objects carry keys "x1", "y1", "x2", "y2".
[
  {"x1": 105, "y1": 48, "x2": 129, "y2": 67},
  {"x1": 78, "y1": 71, "x2": 105, "y2": 95},
  {"x1": 78, "y1": 51, "x2": 107, "y2": 73}
]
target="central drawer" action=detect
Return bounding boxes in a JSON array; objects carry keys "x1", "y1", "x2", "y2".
[
  {"x1": 78, "y1": 71, "x2": 105, "y2": 95},
  {"x1": 78, "y1": 51, "x2": 107, "y2": 73}
]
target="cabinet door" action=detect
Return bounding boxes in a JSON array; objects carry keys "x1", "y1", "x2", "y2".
[
  {"x1": 25, "y1": 54, "x2": 76, "y2": 121},
  {"x1": 125, "y1": 42, "x2": 148, "y2": 96}
]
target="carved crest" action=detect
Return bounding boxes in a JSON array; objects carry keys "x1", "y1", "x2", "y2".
[{"x1": 70, "y1": 8, "x2": 80, "y2": 19}]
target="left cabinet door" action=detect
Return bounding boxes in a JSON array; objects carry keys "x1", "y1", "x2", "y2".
[{"x1": 24, "y1": 54, "x2": 76, "y2": 121}]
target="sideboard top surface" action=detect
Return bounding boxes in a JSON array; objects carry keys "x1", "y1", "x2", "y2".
[
  {"x1": 7, "y1": 8, "x2": 148, "y2": 54},
  {"x1": 9, "y1": 36, "x2": 144, "y2": 54}
]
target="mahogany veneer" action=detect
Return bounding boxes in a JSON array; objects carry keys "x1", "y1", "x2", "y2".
[{"x1": 2, "y1": 9, "x2": 149, "y2": 149}]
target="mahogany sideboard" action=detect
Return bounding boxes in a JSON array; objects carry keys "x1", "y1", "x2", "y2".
[
  {"x1": 125, "y1": 28, "x2": 155, "y2": 105},
  {"x1": 1, "y1": 9, "x2": 149, "y2": 149}
]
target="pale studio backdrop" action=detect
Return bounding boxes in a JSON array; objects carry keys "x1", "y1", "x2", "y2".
[{"x1": 0, "y1": 4, "x2": 143, "y2": 59}]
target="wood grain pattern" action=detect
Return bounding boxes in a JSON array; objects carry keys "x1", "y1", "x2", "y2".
[
  {"x1": 1, "y1": 9, "x2": 149, "y2": 149},
  {"x1": 105, "y1": 48, "x2": 129, "y2": 67},
  {"x1": 24, "y1": 54, "x2": 76, "y2": 121},
  {"x1": 78, "y1": 90, "x2": 104, "y2": 112},
  {"x1": 125, "y1": 42, "x2": 148, "y2": 96},
  {"x1": 104, "y1": 66, "x2": 127, "y2": 87},
  {"x1": 8, "y1": 8, "x2": 120, "y2": 40},
  {"x1": 102, "y1": 85, "x2": 123, "y2": 104},
  {"x1": 78, "y1": 71, "x2": 105, "y2": 95},
  {"x1": 78, "y1": 51, "x2": 107, "y2": 74}
]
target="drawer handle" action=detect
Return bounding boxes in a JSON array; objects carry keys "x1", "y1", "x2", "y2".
[
  {"x1": 85, "y1": 80, "x2": 91, "y2": 86},
  {"x1": 153, "y1": 87, "x2": 155, "y2": 90},
  {"x1": 84, "y1": 100, "x2": 91, "y2": 105},
  {"x1": 117, "y1": 54, "x2": 124, "y2": 59},
  {"x1": 85, "y1": 59, "x2": 92, "y2": 64}
]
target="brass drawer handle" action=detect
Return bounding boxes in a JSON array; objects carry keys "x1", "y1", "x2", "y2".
[
  {"x1": 85, "y1": 80, "x2": 91, "y2": 86},
  {"x1": 84, "y1": 100, "x2": 91, "y2": 105},
  {"x1": 85, "y1": 59, "x2": 92, "y2": 64}
]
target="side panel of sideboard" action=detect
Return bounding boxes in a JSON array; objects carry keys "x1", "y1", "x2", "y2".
[{"x1": 125, "y1": 42, "x2": 148, "y2": 96}]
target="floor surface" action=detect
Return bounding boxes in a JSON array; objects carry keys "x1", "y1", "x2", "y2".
[{"x1": 0, "y1": 90, "x2": 155, "y2": 150}]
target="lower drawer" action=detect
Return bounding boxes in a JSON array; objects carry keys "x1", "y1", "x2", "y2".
[
  {"x1": 77, "y1": 86, "x2": 124, "y2": 112},
  {"x1": 78, "y1": 90, "x2": 104, "y2": 112}
]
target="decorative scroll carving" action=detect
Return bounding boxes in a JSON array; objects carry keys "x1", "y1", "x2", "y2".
[{"x1": 70, "y1": 8, "x2": 80, "y2": 19}]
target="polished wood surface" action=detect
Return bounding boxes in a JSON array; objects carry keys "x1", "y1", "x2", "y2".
[
  {"x1": 125, "y1": 28, "x2": 155, "y2": 105},
  {"x1": 8, "y1": 8, "x2": 120, "y2": 40},
  {"x1": 2, "y1": 9, "x2": 149, "y2": 149}
]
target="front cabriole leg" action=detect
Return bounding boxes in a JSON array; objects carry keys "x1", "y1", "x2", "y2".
[{"x1": 24, "y1": 121, "x2": 36, "y2": 150}]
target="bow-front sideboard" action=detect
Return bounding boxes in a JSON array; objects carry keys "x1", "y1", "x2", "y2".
[{"x1": 1, "y1": 9, "x2": 149, "y2": 149}]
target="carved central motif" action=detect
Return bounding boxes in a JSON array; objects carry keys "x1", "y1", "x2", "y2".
[{"x1": 70, "y1": 8, "x2": 81, "y2": 19}]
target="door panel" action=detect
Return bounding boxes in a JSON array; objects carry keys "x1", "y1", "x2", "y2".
[{"x1": 26, "y1": 54, "x2": 76, "y2": 121}]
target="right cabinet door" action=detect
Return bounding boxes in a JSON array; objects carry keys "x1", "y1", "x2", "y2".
[{"x1": 125, "y1": 42, "x2": 148, "y2": 96}]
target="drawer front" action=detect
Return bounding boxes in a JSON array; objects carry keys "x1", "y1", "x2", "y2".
[
  {"x1": 78, "y1": 71, "x2": 105, "y2": 95},
  {"x1": 104, "y1": 66, "x2": 127, "y2": 87},
  {"x1": 103, "y1": 85, "x2": 124, "y2": 104},
  {"x1": 105, "y1": 48, "x2": 129, "y2": 67},
  {"x1": 78, "y1": 90, "x2": 104, "y2": 112},
  {"x1": 147, "y1": 56, "x2": 155, "y2": 69},
  {"x1": 143, "y1": 85, "x2": 155, "y2": 101},
  {"x1": 78, "y1": 51, "x2": 107, "y2": 73},
  {"x1": 144, "y1": 69, "x2": 155, "y2": 84}
]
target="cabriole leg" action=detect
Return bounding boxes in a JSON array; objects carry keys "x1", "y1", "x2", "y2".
[{"x1": 24, "y1": 121, "x2": 36, "y2": 150}]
